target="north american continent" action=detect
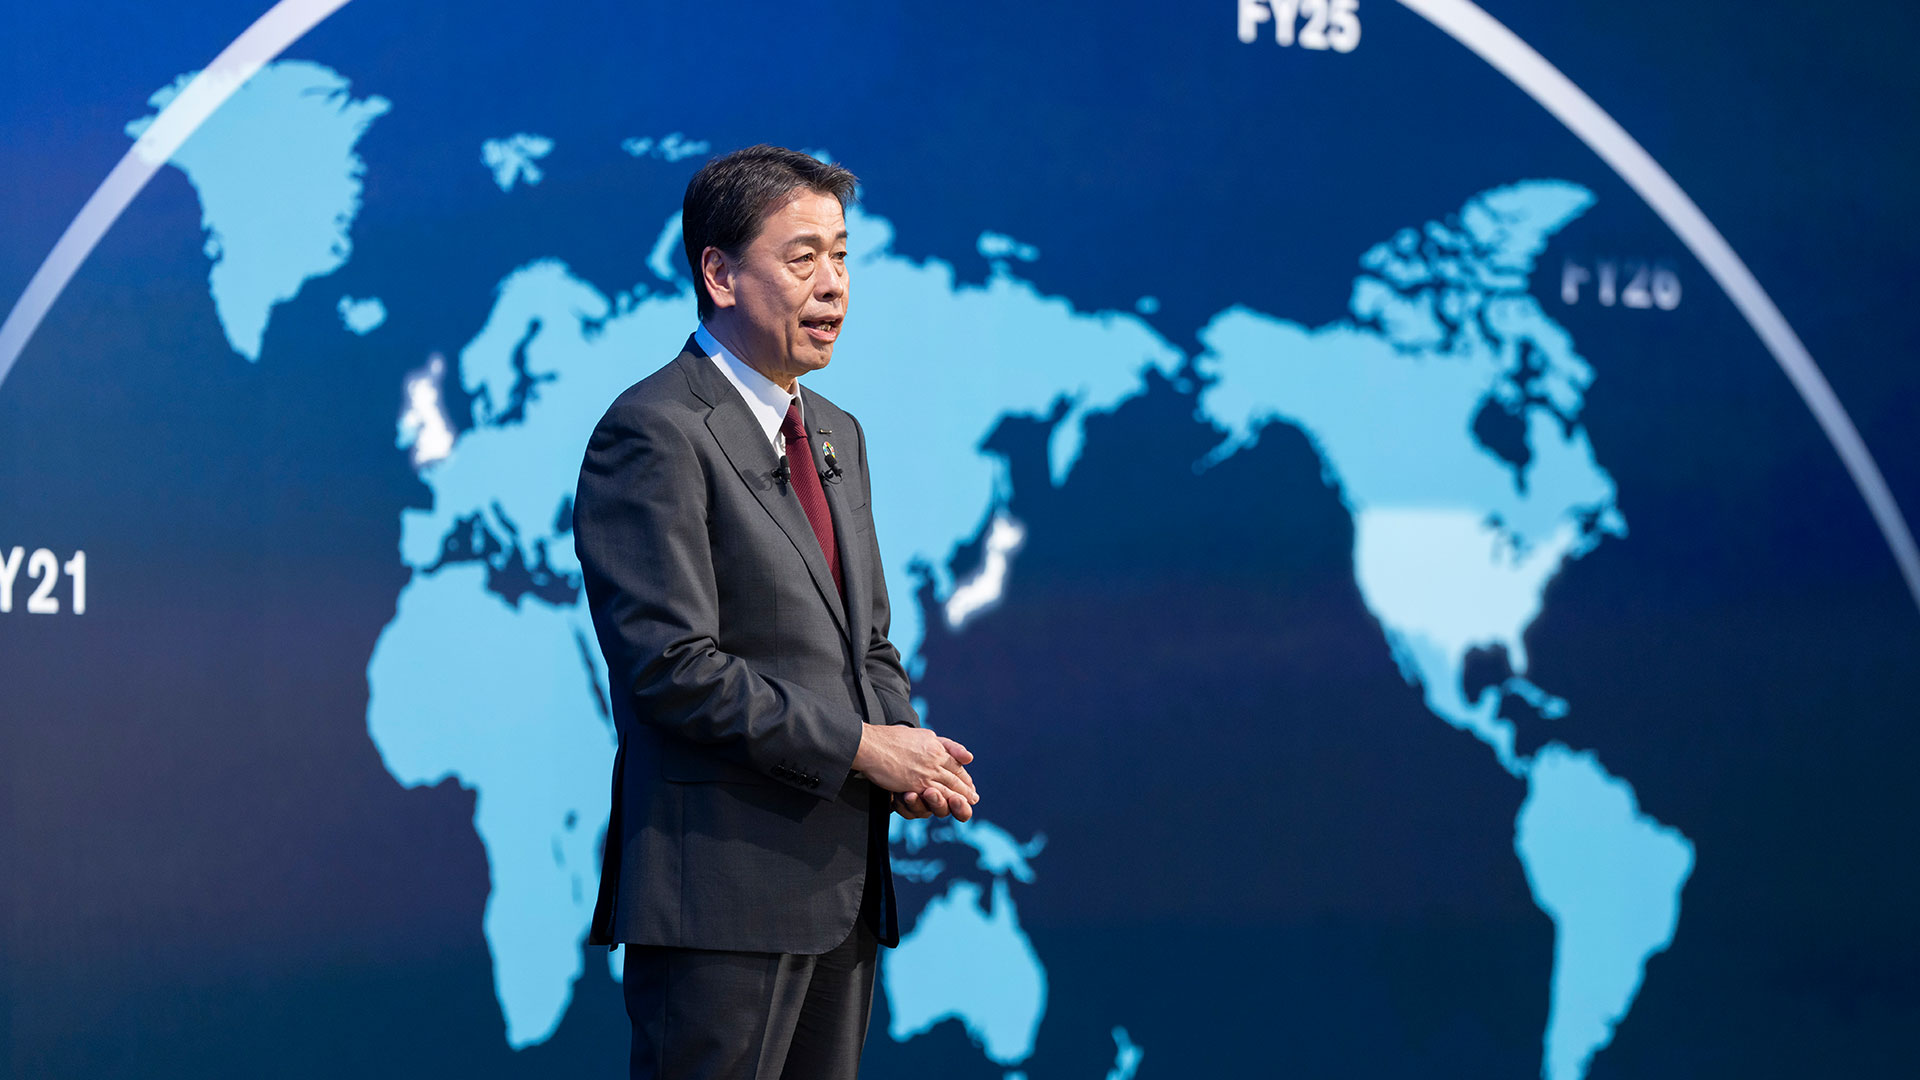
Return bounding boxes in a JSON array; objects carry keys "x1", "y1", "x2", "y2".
[{"x1": 1192, "y1": 180, "x2": 1693, "y2": 1080}]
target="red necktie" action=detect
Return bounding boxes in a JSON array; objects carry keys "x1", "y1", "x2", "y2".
[{"x1": 781, "y1": 401, "x2": 843, "y2": 597}]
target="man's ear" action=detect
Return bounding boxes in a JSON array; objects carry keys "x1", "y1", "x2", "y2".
[{"x1": 702, "y1": 247, "x2": 736, "y2": 310}]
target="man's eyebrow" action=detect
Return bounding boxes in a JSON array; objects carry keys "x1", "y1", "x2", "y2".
[{"x1": 787, "y1": 231, "x2": 851, "y2": 248}]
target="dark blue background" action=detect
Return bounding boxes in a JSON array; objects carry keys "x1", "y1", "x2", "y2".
[{"x1": 3, "y1": 1, "x2": 1916, "y2": 1076}]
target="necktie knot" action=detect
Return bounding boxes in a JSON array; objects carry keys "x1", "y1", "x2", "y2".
[{"x1": 781, "y1": 401, "x2": 807, "y2": 446}]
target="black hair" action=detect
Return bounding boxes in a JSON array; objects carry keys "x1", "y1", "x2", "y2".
[{"x1": 681, "y1": 145, "x2": 859, "y2": 319}]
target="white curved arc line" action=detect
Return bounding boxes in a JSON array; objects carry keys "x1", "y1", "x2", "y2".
[
  {"x1": 1396, "y1": 0, "x2": 1920, "y2": 610},
  {"x1": 0, "y1": 0, "x2": 355, "y2": 385}
]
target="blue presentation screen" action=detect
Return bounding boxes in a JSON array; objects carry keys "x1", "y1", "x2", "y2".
[{"x1": 4, "y1": 1, "x2": 1917, "y2": 1077}]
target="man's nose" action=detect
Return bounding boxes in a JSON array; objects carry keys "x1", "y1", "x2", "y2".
[{"x1": 815, "y1": 256, "x2": 844, "y2": 298}]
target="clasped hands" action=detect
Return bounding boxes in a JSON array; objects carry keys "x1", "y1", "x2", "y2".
[{"x1": 851, "y1": 724, "x2": 979, "y2": 822}]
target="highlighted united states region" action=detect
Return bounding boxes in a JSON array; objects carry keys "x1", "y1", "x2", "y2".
[{"x1": 1194, "y1": 181, "x2": 1694, "y2": 1080}]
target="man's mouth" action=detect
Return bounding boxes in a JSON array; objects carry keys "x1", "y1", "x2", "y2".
[{"x1": 801, "y1": 316, "x2": 842, "y2": 339}]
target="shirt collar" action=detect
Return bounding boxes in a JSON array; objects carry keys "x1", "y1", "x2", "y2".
[{"x1": 696, "y1": 324, "x2": 800, "y2": 449}]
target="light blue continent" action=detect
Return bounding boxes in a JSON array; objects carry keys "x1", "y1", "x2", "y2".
[
  {"x1": 126, "y1": 62, "x2": 388, "y2": 361},
  {"x1": 1192, "y1": 181, "x2": 1689, "y2": 1080},
  {"x1": 1516, "y1": 745, "x2": 1694, "y2": 1080},
  {"x1": 884, "y1": 878, "x2": 1047, "y2": 1066},
  {"x1": 366, "y1": 564, "x2": 612, "y2": 1048},
  {"x1": 337, "y1": 295, "x2": 387, "y2": 335},
  {"x1": 482, "y1": 133, "x2": 553, "y2": 191}
]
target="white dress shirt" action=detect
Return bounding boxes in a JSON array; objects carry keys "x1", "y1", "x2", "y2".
[{"x1": 696, "y1": 324, "x2": 802, "y2": 455}]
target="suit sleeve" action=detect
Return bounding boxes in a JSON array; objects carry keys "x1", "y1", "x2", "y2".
[
  {"x1": 852, "y1": 414, "x2": 921, "y2": 729},
  {"x1": 573, "y1": 400, "x2": 864, "y2": 798}
]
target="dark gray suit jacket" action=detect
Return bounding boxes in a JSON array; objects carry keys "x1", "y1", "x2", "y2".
[{"x1": 575, "y1": 337, "x2": 919, "y2": 955}]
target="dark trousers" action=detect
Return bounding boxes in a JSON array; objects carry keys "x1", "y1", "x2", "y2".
[{"x1": 622, "y1": 917, "x2": 878, "y2": 1080}]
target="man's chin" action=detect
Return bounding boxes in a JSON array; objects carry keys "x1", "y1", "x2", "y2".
[{"x1": 796, "y1": 342, "x2": 836, "y2": 372}]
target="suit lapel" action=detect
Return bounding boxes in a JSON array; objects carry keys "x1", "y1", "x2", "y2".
[{"x1": 679, "y1": 348, "x2": 852, "y2": 643}]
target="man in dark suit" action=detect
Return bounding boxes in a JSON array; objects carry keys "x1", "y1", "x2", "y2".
[{"x1": 574, "y1": 145, "x2": 980, "y2": 1079}]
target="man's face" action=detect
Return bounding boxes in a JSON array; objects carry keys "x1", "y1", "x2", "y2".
[{"x1": 705, "y1": 189, "x2": 849, "y2": 388}]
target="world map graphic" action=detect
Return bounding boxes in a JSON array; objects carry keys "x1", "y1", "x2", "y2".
[
  {"x1": 129, "y1": 55, "x2": 1696, "y2": 1080},
  {"x1": 12, "y1": 0, "x2": 1920, "y2": 1075}
]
